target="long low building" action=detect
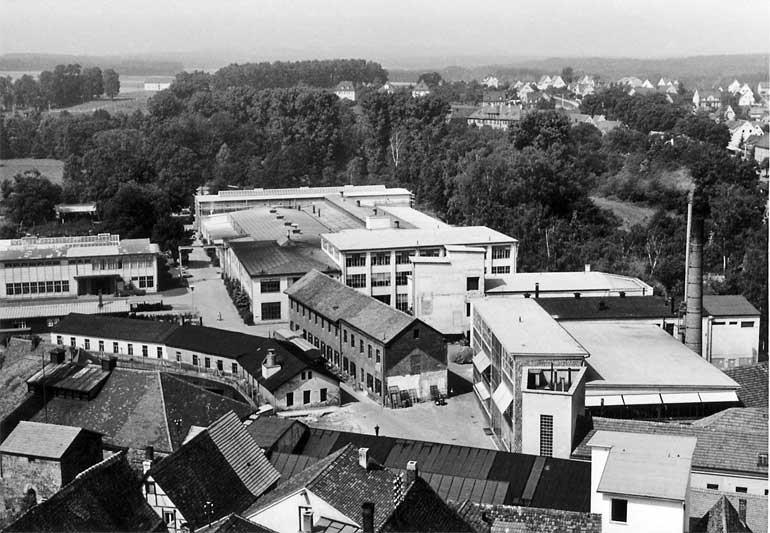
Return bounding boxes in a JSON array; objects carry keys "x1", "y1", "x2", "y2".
[{"x1": 0, "y1": 234, "x2": 159, "y2": 300}]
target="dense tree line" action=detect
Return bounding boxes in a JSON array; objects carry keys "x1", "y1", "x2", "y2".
[
  {"x1": 0, "y1": 65, "x2": 119, "y2": 111},
  {"x1": 212, "y1": 59, "x2": 387, "y2": 90},
  {"x1": 0, "y1": 66, "x2": 765, "y2": 349}
]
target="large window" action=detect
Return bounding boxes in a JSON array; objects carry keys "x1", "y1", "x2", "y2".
[
  {"x1": 420, "y1": 248, "x2": 441, "y2": 257},
  {"x1": 346, "y1": 274, "x2": 367, "y2": 288},
  {"x1": 491, "y1": 265, "x2": 511, "y2": 274},
  {"x1": 261, "y1": 302, "x2": 281, "y2": 320},
  {"x1": 371, "y1": 272, "x2": 391, "y2": 287},
  {"x1": 346, "y1": 253, "x2": 366, "y2": 267},
  {"x1": 539, "y1": 415, "x2": 553, "y2": 457},
  {"x1": 320, "y1": 388, "x2": 327, "y2": 402},
  {"x1": 142, "y1": 345, "x2": 148, "y2": 357},
  {"x1": 610, "y1": 499, "x2": 627, "y2": 523},
  {"x1": 395, "y1": 272, "x2": 409, "y2": 286},
  {"x1": 372, "y1": 252, "x2": 391, "y2": 266},
  {"x1": 395, "y1": 251, "x2": 415, "y2": 265},
  {"x1": 396, "y1": 293, "x2": 409, "y2": 312},
  {"x1": 492, "y1": 246, "x2": 511, "y2": 259},
  {"x1": 84, "y1": 339, "x2": 91, "y2": 350},
  {"x1": 260, "y1": 279, "x2": 280, "y2": 293}
]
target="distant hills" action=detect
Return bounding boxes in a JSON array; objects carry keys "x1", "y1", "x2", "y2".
[{"x1": 0, "y1": 53, "x2": 184, "y2": 76}]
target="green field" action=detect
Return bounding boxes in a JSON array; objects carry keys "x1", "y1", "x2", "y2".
[
  {"x1": 0, "y1": 158, "x2": 65, "y2": 184},
  {"x1": 47, "y1": 90, "x2": 151, "y2": 115}
]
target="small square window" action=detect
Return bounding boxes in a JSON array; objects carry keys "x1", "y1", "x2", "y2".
[
  {"x1": 707, "y1": 483, "x2": 719, "y2": 490},
  {"x1": 611, "y1": 498, "x2": 627, "y2": 523},
  {"x1": 736, "y1": 487, "x2": 748, "y2": 493}
]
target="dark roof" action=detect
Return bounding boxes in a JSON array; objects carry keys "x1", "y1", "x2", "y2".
[
  {"x1": 26, "y1": 359, "x2": 111, "y2": 399},
  {"x1": 244, "y1": 416, "x2": 304, "y2": 451},
  {"x1": 572, "y1": 408, "x2": 768, "y2": 476},
  {"x1": 335, "y1": 81, "x2": 355, "y2": 91},
  {"x1": 703, "y1": 295, "x2": 760, "y2": 317},
  {"x1": 51, "y1": 313, "x2": 178, "y2": 344},
  {"x1": 724, "y1": 361, "x2": 769, "y2": 408},
  {"x1": 285, "y1": 270, "x2": 418, "y2": 344},
  {"x1": 165, "y1": 324, "x2": 270, "y2": 360},
  {"x1": 229, "y1": 240, "x2": 340, "y2": 278},
  {"x1": 690, "y1": 489, "x2": 766, "y2": 533},
  {"x1": 250, "y1": 444, "x2": 472, "y2": 532},
  {"x1": 148, "y1": 411, "x2": 280, "y2": 528},
  {"x1": 691, "y1": 496, "x2": 752, "y2": 533},
  {"x1": 30, "y1": 368, "x2": 254, "y2": 453},
  {"x1": 237, "y1": 338, "x2": 338, "y2": 393},
  {"x1": 196, "y1": 514, "x2": 278, "y2": 533},
  {"x1": 273, "y1": 426, "x2": 590, "y2": 512},
  {"x1": 4, "y1": 451, "x2": 164, "y2": 532},
  {"x1": 535, "y1": 296, "x2": 675, "y2": 320},
  {"x1": 451, "y1": 501, "x2": 601, "y2": 533},
  {"x1": 0, "y1": 421, "x2": 95, "y2": 459}
]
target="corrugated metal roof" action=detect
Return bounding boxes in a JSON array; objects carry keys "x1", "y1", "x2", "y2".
[{"x1": 0, "y1": 421, "x2": 85, "y2": 459}]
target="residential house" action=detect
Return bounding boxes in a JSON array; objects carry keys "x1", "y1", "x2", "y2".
[
  {"x1": 3, "y1": 451, "x2": 164, "y2": 532},
  {"x1": 641, "y1": 79, "x2": 655, "y2": 89},
  {"x1": 0, "y1": 233, "x2": 160, "y2": 300},
  {"x1": 144, "y1": 411, "x2": 281, "y2": 533},
  {"x1": 333, "y1": 81, "x2": 356, "y2": 101},
  {"x1": 411, "y1": 81, "x2": 431, "y2": 98},
  {"x1": 724, "y1": 104, "x2": 736, "y2": 121},
  {"x1": 378, "y1": 81, "x2": 414, "y2": 94},
  {"x1": 0, "y1": 422, "x2": 103, "y2": 515},
  {"x1": 144, "y1": 78, "x2": 172, "y2": 91},
  {"x1": 481, "y1": 90, "x2": 506, "y2": 107},
  {"x1": 726, "y1": 120, "x2": 764, "y2": 151},
  {"x1": 588, "y1": 431, "x2": 696, "y2": 533},
  {"x1": 537, "y1": 75, "x2": 553, "y2": 90},
  {"x1": 728, "y1": 80, "x2": 742, "y2": 94},
  {"x1": 466, "y1": 104, "x2": 522, "y2": 131},
  {"x1": 551, "y1": 75, "x2": 566, "y2": 89},
  {"x1": 285, "y1": 270, "x2": 448, "y2": 405},
  {"x1": 244, "y1": 444, "x2": 473, "y2": 533},
  {"x1": 693, "y1": 89, "x2": 722, "y2": 110},
  {"x1": 482, "y1": 75, "x2": 499, "y2": 88},
  {"x1": 739, "y1": 90, "x2": 756, "y2": 107},
  {"x1": 758, "y1": 81, "x2": 770, "y2": 99}
]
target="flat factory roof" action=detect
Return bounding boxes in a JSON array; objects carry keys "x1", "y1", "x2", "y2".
[
  {"x1": 561, "y1": 321, "x2": 739, "y2": 390},
  {"x1": 473, "y1": 299, "x2": 588, "y2": 357},
  {"x1": 322, "y1": 226, "x2": 517, "y2": 252},
  {"x1": 485, "y1": 271, "x2": 652, "y2": 295}
]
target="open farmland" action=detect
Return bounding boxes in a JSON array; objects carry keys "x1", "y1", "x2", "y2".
[{"x1": 0, "y1": 158, "x2": 65, "y2": 184}]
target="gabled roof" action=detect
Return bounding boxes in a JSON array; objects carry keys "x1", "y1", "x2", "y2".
[
  {"x1": 4, "y1": 451, "x2": 164, "y2": 532},
  {"x1": 573, "y1": 408, "x2": 768, "y2": 476},
  {"x1": 148, "y1": 411, "x2": 280, "y2": 528},
  {"x1": 51, "y1": 313, "x2": 178, "y2": 344},
  {"x1": 535, "y1": 295, "x2": 675, "y2": 321},
  {"x1": 0, "y1": 421, "x2": 94, "y2": 459},
  {"x1": 228, "y1": 239, "x2": 339, "y2": 277},
  {"x1": 702, "y1": 294, "x2": 760, "y2": 317},
  {"x1": 451, "y1": 501, "x2": 601, "y2": 533},
  {"x1": 335, "y1": 81, "x2": 355, "y2": 91},
  {"x1": 165, "y1": 324, "x2": 270, "y2": 360},
  {"x1": 691, "y1": 496, "x2": 752, "y2": 533},
  {"x1": 285, "y1": 270, "x2": 417, "y2": 344},
  {"x1": 413, "y1": 81, "x2": 430, "y2": 92},
  {"x1": 587, "y1": 431, "x2": 696, "y2": 501},
  {"x1": 724, "y1": 361, "x2": 768, "y2": 408},
  {"x1": 196, "y1": 514, "x2": 278, "y2": 533},
  {"x1": 31, "y1": 368, "x2": 254, "y2": 452}
]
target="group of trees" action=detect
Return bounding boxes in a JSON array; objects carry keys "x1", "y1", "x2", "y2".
[
  {"x1": 0, "y1": 65, "x2": 120, "y2": 111},
  {"x1": 0, "y1": 58, "x2": 765, "y2": 344}
]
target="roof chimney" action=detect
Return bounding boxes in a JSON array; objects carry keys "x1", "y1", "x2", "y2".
[
  {"x1": 619, "y1": 291, "x2": 626, "y2": 298},
  {"x1": 573, "y1": 292, "x2": 581, "y2": 299},
  {"x1": 145, "y1": 445, "x2": 154, "y2": 461},
  {"x1": 534, "y1": 282, "x2": 540, "y2": 298},
  {"x1": 262, "y1": 349, "x2": 281, "y2": 379},
  {"x1": 300, "y1": 509, "x2": 313, "y2": 533},
  {"x1": 49, "y1": 348, "x2": 66, "y2": 364},
  {"x1": 362, "y1": 503, "x2": 375, "y2": 533},
  {"x1": 359, "y1": 447, "x2": 370, "y2": 469},
  {"x1": 406, "y1": 461, "x2": 418, "y2": 485},
  {"x1": 584, "y1": 264, "x2": 591, "y2": 272}
]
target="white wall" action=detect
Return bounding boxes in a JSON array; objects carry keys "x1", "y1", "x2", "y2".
[
  {"x1": 521, "y1": 389, "x2": 575, "y2": 458},
  {"x1": 598, "y1": 493, "x2": 685, "y2": 533},
  {"x1": 691, "y1": 471, "x2": 767, "y2": 496},
  {"x1": 50, "y1": 332, "x2": 167, "y2": 360},
  {"x1": 248, "y1": 488, "x2": 357, "y2": 533},
  {"x1": 703, "y1": 316, "x2": 759, "y2": 369}
]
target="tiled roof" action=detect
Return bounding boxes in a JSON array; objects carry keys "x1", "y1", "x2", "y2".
[
  {"x1": 236, "y1": 337, "x2": 338, "y2": 393},
  {"x1": 535, "y1": 295, "x2": 675, "y2": 320},
  {"x1": 249, "y1": 444, "x2": 471, "y2": 531},
  {"x1": 196, "y1": 514, "x2": 278, "y2": 533},
  {"x1": 572, "y1": 408, "x2": 768, "y2": 476},
  {"x1": 264, "y1": 425, "x2": 591, "y2": 512},
  {"x1": 4, "y1": 451, "x2": 164, "y2": 532},
  {"x1": 51, "y1": 313, "x2": 178, "y2": 344},
  {"x1": 451, "y1": 501, "x2": 601, "y2": 533},
  {"x1": 691, "y1": 495, "x2": 752, "y2": 532},
  {"x1": 702, "y1": 295, "x2": 760, "y2": 317},
  {"x1": 244, "y1": 416, "x2": 304, "y2": 452},
  {"x1": 229, "y1": 239, "x2": 339, "y2": 277},
  {"x1": 0, "y1": 421, "x2": 90, "y2": 459},
  {"x1": 691, "y1": 489, "x2": 766, "y2": 533},
  {"x1": 285, "y1": 270, "x2": 417, "y2": 344},
  {"x1": 148, "y1": 411, "x2": 280, "y2": 528},
  {"x1": 30, "y1": 368, "x2": 254, "y2": 453},
  {"x1": 724, "y1": 361, "x2": 768, "y2": 408},
  {"x1": 165, "y1": 324, "x2": 271, "y2": 360}
]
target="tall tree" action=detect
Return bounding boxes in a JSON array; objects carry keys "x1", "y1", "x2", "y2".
[
  {"x1": 1, "y1": 171, "x2": 62, "y2": 226},
  {"x1": 103, "y1": 69, "x2": 120, "y2": 99}
]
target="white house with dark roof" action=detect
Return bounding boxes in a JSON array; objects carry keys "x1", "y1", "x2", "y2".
[
  {"x1": 701, "y1": 295, "x2": 761, "y2": 370},
  {"x1": 588, "y1": 431, "x2": 697, "y2": 533},
  {"x1": 411, "y1": 81, "x2": 431, "y2": 98},
  {"x1": 333, "y1": 81, "x2": 356, "y2": 101}
]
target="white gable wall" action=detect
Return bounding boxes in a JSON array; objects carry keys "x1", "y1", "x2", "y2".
[{"x1": 248, "y1": 488, "x2": 358, "y2": 533}]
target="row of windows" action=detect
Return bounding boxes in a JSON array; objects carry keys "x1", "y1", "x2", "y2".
[
  {"x1": 3, "y1": 255, "x2": 154, "y2": 269},
  {"x1": 491, "y1": 246, "x2": 511, "y2": 259},
  {"x1": 345, "y1": 273, "x2": 411, "y2": 288},
  {"x1": 6, "y1": 280, "x2": 70, "y2": 295},
  {"x1": 286, "y1": 388, "x2": 328, "y2": 406},
  {"x1": 291, "y1": 301, "x2": 340, "y2": 337},
  {"x1": 712, "y1": 320, "x2": 755, "y2": 327},
  {"x1": 491, "y1": 265, "x2": 511, "y2": 274},
  {"x1": 346, "y1": 274, "x2": 366, "y2": 288}
]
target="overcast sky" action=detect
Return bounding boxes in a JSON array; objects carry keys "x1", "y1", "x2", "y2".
[{"x1": 1, "y1": 0, "x2": 768, "y2": 67}]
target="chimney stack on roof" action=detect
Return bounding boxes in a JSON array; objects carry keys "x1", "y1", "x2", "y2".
[
  {"x1": 358, "y1": 447, "x2": 369, "y2": 470},
  {"x1": 262, "y1": 348, "x2": 281, "y2": 379},
  {"x1": 585, "y1": 264, "x2": 591, "y2": 272},
  {"x1": 406, "y1": 461, "x2": 418, "y2": 485},
  {"x1": 300, "y1": 509, "x2": 313, "y2": 533}
]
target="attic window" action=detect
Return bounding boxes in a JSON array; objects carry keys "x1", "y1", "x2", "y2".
[
  {"x1": 758, "y1": 454, "x2": 768, "y2": 467},
  {"x1": 413, "y1": 328, "x2": 420, "y2": 339}
]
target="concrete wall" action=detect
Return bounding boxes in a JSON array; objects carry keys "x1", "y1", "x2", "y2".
[
  {"x1": 690, "y1": 470, "x2": 767, "y2": 496},
  {"x1": 263, "y1": 371, "x2": 340, "y2": 411},
  {"x1": 703, "y1": 316, "x2": 759, "y2": 369},
  {"x1": 521, "y1": 388, "x2": 577, "y2": 459}
]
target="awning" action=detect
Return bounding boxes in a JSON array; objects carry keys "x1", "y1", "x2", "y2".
[
  {"x1": 472, "y1": 350, "x2": 491, "y2": 372},
  {"x1": 661, "y1": 392, "x2": 701, "y2": 404},
  {"x1": 699, "y1": 391, "x2": 740, "y2": 403},
  {"x1": 585, "y1": 395, "x2": 624, "y2": 407},
  {"x1": 473, "y1": 381, "x2": 491, "y2": 401},
  {"x1": 622, "y1": 393, "x2": 662, "y2": 405},
  {"x1": 492, "y1": 383, "x2": 514, "y2": 412}
]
